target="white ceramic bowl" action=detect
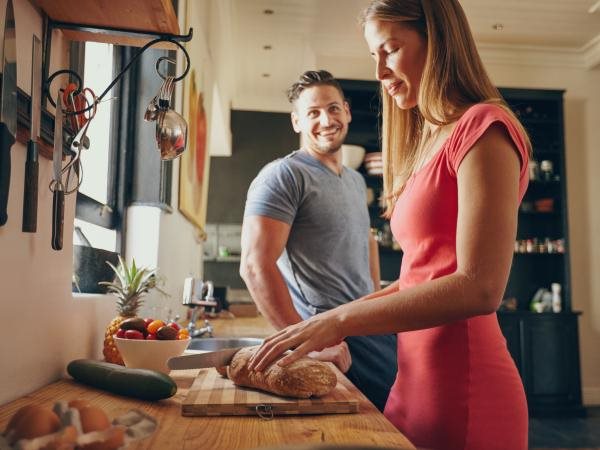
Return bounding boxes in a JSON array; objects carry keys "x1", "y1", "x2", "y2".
[
  {"x1": 114, "y1": 336, "x2": 190, "y2": 374},
  {"x1": 341, "y1": 145, "x2": 366, "y2": 169}
]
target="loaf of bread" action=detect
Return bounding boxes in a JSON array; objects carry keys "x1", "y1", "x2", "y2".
[{"x1": 217, "y1": 346, "x2": 337, "y2": 398}]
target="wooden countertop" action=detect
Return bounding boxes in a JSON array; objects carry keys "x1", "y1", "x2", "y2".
[{"x1": 0, "y1": 316, "x2": 415, "y2": 450}]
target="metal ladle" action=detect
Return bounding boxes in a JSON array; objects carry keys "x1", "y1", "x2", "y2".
[
  {"x1": 156, "y1": 108, "x2": 188, "y2": 160},
  {"x1": 154, "y1": 76, "x2": 187, "y2": 160},
  {"x1": 144, "y1": 73, "x2": 188, "y2": 160}
]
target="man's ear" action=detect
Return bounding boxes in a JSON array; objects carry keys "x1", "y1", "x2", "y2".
[
  {"x1": 344, "y1": 101, "x2": 352, "y2": 124},
  {"x1": 291, "y1": 111, "x2": 301, "y2": 133}
]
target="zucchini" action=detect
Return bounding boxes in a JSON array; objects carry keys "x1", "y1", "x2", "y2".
[{"x1": 67, "y1": 359, "x2": 177, "y2": 401}]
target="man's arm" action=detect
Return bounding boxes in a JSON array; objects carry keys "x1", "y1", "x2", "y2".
[
  {"x1": 240, "y1": 215, "x2": 302, "y2": 329},
  {"x1": 240, "y1": 214, "x2": 352, "y2": 372},
  {"x1": 368, "y1": 232, "x2": 381, "y2": 292}
]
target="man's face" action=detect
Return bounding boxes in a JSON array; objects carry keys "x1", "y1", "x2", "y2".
[{"x1": 291, "y1": 85, "x2": 352, "y2": 155}]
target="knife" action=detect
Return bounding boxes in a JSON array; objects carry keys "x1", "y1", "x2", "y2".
[
  {"x1": 167, "y1": 347, "x2": 242, "y2": 370},
  {"x1": 0, "y1": 0, "x2": 17, "y2": 226},
  {"x1": 22, "y1": 35, "x2": 42, "y2": 232},
  {"x1": 51, "y1": 93, "x2": 64, "y2": 251}
]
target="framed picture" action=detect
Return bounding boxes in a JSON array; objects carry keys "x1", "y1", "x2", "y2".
[{"x1": 179, "y1": 68, "x2": 209, "y2": 234}]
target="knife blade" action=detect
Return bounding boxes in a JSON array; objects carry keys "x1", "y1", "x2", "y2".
[
  {"x1": 22, "y1": 35, "x2": 42, "y2": 232},
  {"x1": 167, "y1": 347, "x2": 242, "y2": 370},
  {"x1": 0, "y1": 0, "x2": 17, "y2": 226},
  {"x1": 51, "y1": 93, "x2": 64, "y2": 251}
]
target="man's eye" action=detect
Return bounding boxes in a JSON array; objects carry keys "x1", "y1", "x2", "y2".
[{"x1": 307, "y1": 111, "x2": 318, "y2": 118}]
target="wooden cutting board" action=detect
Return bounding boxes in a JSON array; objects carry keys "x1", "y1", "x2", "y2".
[{"x1": 181, "y1": 366, "x2": 359, "y2": 417}]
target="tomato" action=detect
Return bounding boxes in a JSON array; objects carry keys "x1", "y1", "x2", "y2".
[
  {"x1": 177, "y1": 334, "x2": 189, "y2": 340},
  {"x1": 145, "y1": 333, "x2": 157, "y2": 340},
  {"x1": 143, "y1": 318, "x2": 154, "y2": 328},
  {"x1": 147, "y1": 320, "x2": 165, "y2": 335},
  {"x1": 167, "y1": 322, "x2": 180, "y2": 331},
  {"x1": 124, "y1": 329, "x2": 144, "y2": 340},
  {"x1": 116, "y1": 328, "x2": 126, "y2": 338},
  {"x1": 178, "y1": 328, "x2": 189, "y2": 336}
]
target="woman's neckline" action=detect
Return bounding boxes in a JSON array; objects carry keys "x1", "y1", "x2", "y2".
[{"x1": 410, "y1": 123, "x2": 456, "y2": 178}]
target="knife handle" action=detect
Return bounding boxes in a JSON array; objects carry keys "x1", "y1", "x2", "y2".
[
  {"x1": 52, "y1": 188, "x2": 64, "y2": 250},
  {"x1": 22, "y1": 140, "x2": 39, "y2": 232},
  {"x1": 0, "y1": 122, "x2": 16, "y2": 226}
]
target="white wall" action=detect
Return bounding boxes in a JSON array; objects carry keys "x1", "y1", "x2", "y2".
[
  {"x1": 0, "y1": 0, "x2": 227, "y2": 405},
  {"x1": 0, "y1": 0, "x2": 115, "y2": 404}
]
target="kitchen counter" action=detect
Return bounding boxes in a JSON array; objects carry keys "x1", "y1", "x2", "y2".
[{"x1": 0, "y1": 316, "x2": 414, "y2": 450}]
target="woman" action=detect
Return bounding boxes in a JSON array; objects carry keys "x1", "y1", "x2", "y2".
[{"x1": 249, "y1": 1, "x2": 530, "y2": 449}]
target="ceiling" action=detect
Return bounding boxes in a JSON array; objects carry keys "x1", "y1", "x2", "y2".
[{"x1": 227, "y1": 0, "x2": 600, "y2": 112}]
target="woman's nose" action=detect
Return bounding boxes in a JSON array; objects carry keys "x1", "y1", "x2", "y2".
[{"x1": 375, "y1": 58, "x2": 389, "y2": 81}]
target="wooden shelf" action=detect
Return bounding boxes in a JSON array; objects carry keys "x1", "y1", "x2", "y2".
[{"x1": 33, "y1": 0, "x2": 180, "y2": 48}]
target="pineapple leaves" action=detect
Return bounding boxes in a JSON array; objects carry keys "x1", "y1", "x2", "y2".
[{"x1": 99, "y1": 257, "x2": 166, "y2": 304}]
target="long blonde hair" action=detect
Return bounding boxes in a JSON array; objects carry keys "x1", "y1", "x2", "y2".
[{"x1": 360, "y1": 0, "x2": 531, "y2": 217}]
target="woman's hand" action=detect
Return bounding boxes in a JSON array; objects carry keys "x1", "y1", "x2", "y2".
[{"x1": 248, "y1": 310, "x2": 345, "y2": 371}]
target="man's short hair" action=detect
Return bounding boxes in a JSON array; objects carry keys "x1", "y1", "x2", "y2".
[{"x1": 286, "y1": 70, "x2": 346, "y2": 104}]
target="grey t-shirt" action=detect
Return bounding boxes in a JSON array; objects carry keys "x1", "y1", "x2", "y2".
[{"x1": 244, "y1": 150, "x2": 373, "y2": 318}]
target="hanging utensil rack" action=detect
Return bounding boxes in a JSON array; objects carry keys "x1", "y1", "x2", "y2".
[{"x1": 16, "y1": 14, "x2": 194, "y2": 159}]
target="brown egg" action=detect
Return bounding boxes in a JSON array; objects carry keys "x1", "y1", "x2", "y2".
[
  {"x1": 5, "y1": 404, "x2": 61, "y2": 444},
  {"x1": 4, "y1": 403, "x2": 41, "y2": 434},
  {"x1": 78, "y1": 406, "x2": 111, "y2": 433}
]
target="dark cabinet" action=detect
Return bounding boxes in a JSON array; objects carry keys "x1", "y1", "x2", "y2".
[
  {"x1": 498, "y1": 89, "x2": 584, "y2": 417},
  {"x1": 498, "y1": 312, "x2": 584, "y2": 417}
]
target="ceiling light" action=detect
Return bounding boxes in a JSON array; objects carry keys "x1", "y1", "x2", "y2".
[
  {"x1": 492, "y1": 23, "x2": 504, "y2": 31},
  {"x1": 263, "y1": 9, "x2": 274, "y2": 15},
  {"x1": 589, "y1": 1, "x2": 600, "y2": 13}
]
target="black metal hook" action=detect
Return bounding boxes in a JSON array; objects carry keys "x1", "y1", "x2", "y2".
[
  {"x1": 44, "y1": 31, "x2": 192, "y2": 116},
  {"x1": 156, "y1": 56, "x2": 177, "y2": 80}
]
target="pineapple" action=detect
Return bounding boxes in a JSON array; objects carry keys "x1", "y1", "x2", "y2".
[{"x1": 99, "y1": 256, "x2": 160, "y2": 365}]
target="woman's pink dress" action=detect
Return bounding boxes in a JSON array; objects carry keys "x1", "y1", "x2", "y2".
[{"x1": 385, "y1": 104, "x2": 529, "y2": 450}]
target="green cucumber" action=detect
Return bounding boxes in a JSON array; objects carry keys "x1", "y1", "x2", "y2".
[{"x1": 67, "y1": 359, "x2": 177, "y2": 401}]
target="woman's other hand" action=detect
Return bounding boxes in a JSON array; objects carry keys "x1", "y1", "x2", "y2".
[{"x1": 308, "y1": 341, "x2": 352, "y2": 373}]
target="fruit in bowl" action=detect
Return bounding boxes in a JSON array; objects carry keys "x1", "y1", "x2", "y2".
[
  {"x1": 99, "y1": 256, "x2": 168, "y2": 365},
  {"x1": 113, "y1": 318, "x2": 190, "y2": 373}
]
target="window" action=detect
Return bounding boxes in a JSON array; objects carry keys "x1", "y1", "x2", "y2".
[
  {"x1": 73, "y1": 42, "x2": 120, "y2": 253},
  {"x1": 71, "y1": 42, "x2": 124, "y2": 294}
]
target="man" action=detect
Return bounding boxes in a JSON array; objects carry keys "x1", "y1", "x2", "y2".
[{"x1": 240, "y1": 70, "x2": 397, "y2": 411}]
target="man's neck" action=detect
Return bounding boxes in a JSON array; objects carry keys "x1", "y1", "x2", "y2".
[{"x1": 302, "y1": 146, "x2": 343, "y2": 175}]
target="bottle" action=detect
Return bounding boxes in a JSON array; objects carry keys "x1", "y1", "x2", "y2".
[{"x1": 551, "y1": 283, "x2": 562, "y2": 313}]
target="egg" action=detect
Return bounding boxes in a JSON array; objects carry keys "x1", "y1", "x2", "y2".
[
  {"x1": 4, "y1": 403, "x2": 40, "y2": 434},
  {"x1": 4, "y1": 404, "x2": 61, "y2": 445},
  {"x1": 77, "y1": 406, "x2": 111, "y2": 433}
]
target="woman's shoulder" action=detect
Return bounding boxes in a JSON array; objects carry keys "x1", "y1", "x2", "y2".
[
  {"x1": 450, "y1": 102, "x2": 519, "y2": 141},
  {"x1": 458, "y1": 102, "x2": 512, "y2": 124}
]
